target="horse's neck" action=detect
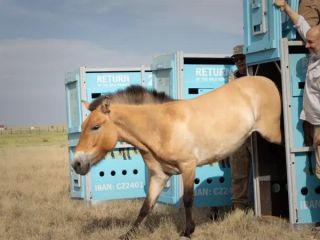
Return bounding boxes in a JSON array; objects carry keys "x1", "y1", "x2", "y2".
[{"x1": 110, "y1": 104, "x2": 158, "y2": 151}]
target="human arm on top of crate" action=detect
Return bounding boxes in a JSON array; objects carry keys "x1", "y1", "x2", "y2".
[
  {"x1": 274, "y1": 0, "x2": 311, "y2": 41},
  {"x1": 274, "y1": 0, "x2": 300, "y2": 24}
]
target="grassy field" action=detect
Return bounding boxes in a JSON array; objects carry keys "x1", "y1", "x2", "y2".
[{"x1": 0, "y1": 129, "x2": 319, "y2": 240}]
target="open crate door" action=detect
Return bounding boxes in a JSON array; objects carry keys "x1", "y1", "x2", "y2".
[
  {"x1": 243, "y1": 0, "x2": 299, "y2": 65},
  {"x1": 244, "y1": 0, "x2": 282, "y2": 65},
  {"x1": 151, "y1": 53, "x2": 179, "y2": 99}
]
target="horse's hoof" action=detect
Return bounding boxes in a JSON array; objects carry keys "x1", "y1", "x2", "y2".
[
  {"x1": 118, "y1": 234, "x2": 129, "y2": 240},
  {"x1": 180, "y1": 237, "x2": 191, "y2": 240}
]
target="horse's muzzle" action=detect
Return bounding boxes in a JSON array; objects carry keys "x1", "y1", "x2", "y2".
[{"x1": 71, "y1": 153, "x2": 91, "y2": 175}]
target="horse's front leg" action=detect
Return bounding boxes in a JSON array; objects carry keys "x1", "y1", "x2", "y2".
[
  {"x1": 119, "y1": 170, "x2": 169, "y2": 240},
  {"x1": 181, "y1": 164, "x2": 196, "y2": 239}
]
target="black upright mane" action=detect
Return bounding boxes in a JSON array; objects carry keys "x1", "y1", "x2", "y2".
[{"x1": 88, "y1": 85, "x2": 173, "y2": 111}]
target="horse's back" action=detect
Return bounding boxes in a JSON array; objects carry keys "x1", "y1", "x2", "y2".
[
  {"x1": 235, "y1": 76, "x2": 279, "y2": 97},
  {"x1": 192, "y1": 76, "x2": 280, "y2": 115},
  {"x1": 193, "y1": 76, "x2": 282, "y2": 144}
]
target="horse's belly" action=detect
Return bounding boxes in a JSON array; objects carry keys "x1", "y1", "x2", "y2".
[
  {"x1": 161, "y1": 163, "x2": 181, "y2": 175},
  {"x1": 193, "y1": 147, "x2": 226, "y2": 166},
  {"x1": 197, "y1": 157, "x2": 219, "y2": 167}
]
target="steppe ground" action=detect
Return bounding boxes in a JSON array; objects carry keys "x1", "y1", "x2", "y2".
[{"x1": 0, "y1": 129, "x2": 319, "y2": 240}]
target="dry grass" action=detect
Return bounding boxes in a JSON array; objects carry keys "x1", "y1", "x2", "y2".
[{"x1": 0, "y1": 131, "x2": 319, "y2": 240}]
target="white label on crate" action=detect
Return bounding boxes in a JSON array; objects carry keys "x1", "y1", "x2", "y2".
[
  {"x1": 194, "y1": 187, "x2": 230, "y2": 196},
  {"x1": 116, "y1": 181, "x2": 144, "y2": 190},
  {"x1": 300, "y1": 200, "x2": 320, "y2": 210},
  {"x1": 94, "y1": 183, "x2": 114, "y2": 192},
  {"x1": 96, "y1": 75, "x2": 130, "y2": 88},
  {"x1": 195, "y1": 67, "x2": 231, "y2": 78},
  {"x1": 94, "y1": 181, "x2": 144, "y2": 192}
]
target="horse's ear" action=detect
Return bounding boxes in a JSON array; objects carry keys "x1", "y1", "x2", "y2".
[
  {"x1": 81, "y1": 100, "x2": 90, "y2": 110},
  {"x1": 101, "y1": 96, "x2": 111, "y2": 114}
]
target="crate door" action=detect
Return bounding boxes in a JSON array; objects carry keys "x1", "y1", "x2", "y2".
[
  {"x1": 152, "y1": 53, "x2": 178, "y2": 99},
  {"x1": 243, "y1": 0, "x2": 282, "y2": 65}
]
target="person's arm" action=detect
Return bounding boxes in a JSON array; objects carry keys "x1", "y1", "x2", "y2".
[
  {"x1": 274, "y1": 0, "x2": 310, "y2": 41},
  {"x1": 274, "y1": 0, "x2": 300, "y2": 25}
]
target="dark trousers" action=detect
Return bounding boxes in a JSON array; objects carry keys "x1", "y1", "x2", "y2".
[{"x1": 230, "y1": 138, "x2": 252, "y2": 209}]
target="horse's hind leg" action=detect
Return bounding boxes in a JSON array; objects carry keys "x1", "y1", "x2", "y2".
[
  {"x1": 256, "y1": 113, "x2": 282, "y2": 145},
  {"x1": 180, "y1": 163, "x2": 196, "y2": 239},
  {"x1": 119, "y1": 167, "x2": 169, "y2": 240},
  {"x1": 255, "y1": 87, "x2": 282, "y2": 145}
]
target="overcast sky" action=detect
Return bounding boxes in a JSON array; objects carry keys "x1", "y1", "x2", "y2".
[{"x1": 0, "y1": 0, "x2": 244, "y2": 126}]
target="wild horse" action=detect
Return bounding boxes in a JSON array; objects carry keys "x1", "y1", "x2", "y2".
[{"x1": 71, "y1": 76, "x2": 282, "y2": 239}]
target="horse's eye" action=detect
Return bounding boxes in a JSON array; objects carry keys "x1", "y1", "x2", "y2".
[{"x1": 91, "y1": 125, "x2": 100, "y2": 131}]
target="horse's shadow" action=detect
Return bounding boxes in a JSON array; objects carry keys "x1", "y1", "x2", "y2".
[
  {"x1": 82, "y1": 217, "x2": 131, "y2": 234},
  {"x1": 81, "y1": 211, "x2": 183, "y2": 234},
  {"x1": 81, "y1": 205, "x2": 231, "y2": 236},
  {"x1": 145, "y1": 206, "x2": 233, "y2": 233}
]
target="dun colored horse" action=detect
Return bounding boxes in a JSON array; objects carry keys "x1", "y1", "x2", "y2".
[{"x1": 71, "y1": 76, "x2": 282, "y2": 239}]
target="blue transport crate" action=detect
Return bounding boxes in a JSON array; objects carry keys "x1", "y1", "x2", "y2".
[
  {"x1": 282, "y1": 41, "x2": 320, "y2": 224},
  {"x1": 243, "y1": 0, "x2": 299, "y2": 65},
  {"x1": 251, "y1": 40, "x2": 320, "y2": 225},
  {"x1": 152, "y1": 51, "x2": 236, "y2": 207},
  {"x1": 65, "y1": 66, "x2": 151, "y2": 204},
  {"x1": 242, "y1": 1, "x2": 320, "y2": 225}
]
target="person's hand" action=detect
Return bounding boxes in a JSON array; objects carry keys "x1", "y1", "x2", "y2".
[{"x1": 273, "y1": 0, "x2": 287, "y2": 11}]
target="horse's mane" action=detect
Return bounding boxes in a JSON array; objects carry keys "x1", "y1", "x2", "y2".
[{"x1": 88, "y1": 85, "x2": 173, "y2": 111}]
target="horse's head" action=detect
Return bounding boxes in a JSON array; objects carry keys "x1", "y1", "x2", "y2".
[{"x1": 71, "y1": 97, "x2": 117, "y2": 175}]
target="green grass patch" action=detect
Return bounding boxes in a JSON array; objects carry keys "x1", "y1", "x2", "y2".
[{"x1": 0, "y1": 131, "x2": 68, "y2": 148}]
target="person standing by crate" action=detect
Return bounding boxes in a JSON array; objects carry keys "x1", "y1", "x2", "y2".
[
  {"x1": 274, "y1": 0, "x2": 320, "y2": 179},
  {"x1": 299, "y1": 0, "x2": 320, "y2": 27},
  {"x1": 229, "y1": 45, "x2": 248, "y2": 81},
  {"x1": 229, "y1": 45, "x2": 252, "y2": 210},
  {"x1": 298, "y1": 0, "x2": 320, "y2": 166}
]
